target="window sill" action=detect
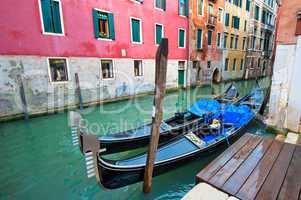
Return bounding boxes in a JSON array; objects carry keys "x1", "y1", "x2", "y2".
[
  {"x1": 97, "y1": 38, "x2": 114, "y2": 42},
  {"x1": 132, "y1": 41, "x2": 143, "y2": 45},
  {"x1": 178, "y1": 46, "x2": 186, "y2": 49},
  {"x1": 43, "y1": 32, "x2": 65, "y2": 36},
  {"x1": 50, "y1": 81, "x2": 69, "y2": 84},
  {"x1": 102, "y1": 78, "x2": 115, "y2": 81},
  {"x1": 154, "y1": 7, "x2": 165, "y2": 12}
]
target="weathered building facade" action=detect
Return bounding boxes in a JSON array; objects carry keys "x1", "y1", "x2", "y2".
[
  {"x1": 244, "y1": 0, "x2": 277, "y2": 79},
  {"x1": 267, "y1": 0, "x2": 301, "y2": 133},
  {"x1": 0, "y1": 0, "x2": 189, "y2": 120}
]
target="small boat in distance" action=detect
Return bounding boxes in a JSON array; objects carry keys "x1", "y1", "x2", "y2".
[
  {"x1": 81, "y1": 87, "x2": 264, "y2": 189},
  {"x1": 79, "y1": 84, "x2": 239, "y2": 155}
]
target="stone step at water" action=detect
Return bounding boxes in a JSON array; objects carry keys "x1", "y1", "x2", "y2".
[{"x1": 285, "y1": 132, "x2": 299, "y2": 144}]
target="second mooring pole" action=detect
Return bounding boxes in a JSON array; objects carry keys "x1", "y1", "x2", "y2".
[
  {"x1": 75, "y1": 73, "x2": 83, "y2": 111},
  {"x1": 143, "y1": 38, "x2": 169, "y2": 194}
]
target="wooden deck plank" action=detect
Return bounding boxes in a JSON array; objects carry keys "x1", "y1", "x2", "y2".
[
  {"x1": 254, "y1": 143, "x2": 295, "y2": 200},
  {"x1": 277, "y1": 145, "x2": 301, "y2": 200},
  {"x1": 222, "y1": 137, "x2": 273, "y2": 195},
  {"x1": 196, "y1": 134, "x2": 253, "y2": 183},
  {"x1": 236, "y1": 140, "x2": 284, "y2": 200},
  {"x1": 209, "y1": 135, "x2": 262, "y2": 188}
]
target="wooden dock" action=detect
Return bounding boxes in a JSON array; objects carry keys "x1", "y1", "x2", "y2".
[{"x1": 196, "y1": 133, "x2": 301, "y2": 200}]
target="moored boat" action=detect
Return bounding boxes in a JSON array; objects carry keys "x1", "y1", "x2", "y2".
[
  {"x1": 79, "y1": 84, "x2": 239, "y2": 155},
  {"x1": 81, "y1": 87, "x2": 264, "y2": 189}
]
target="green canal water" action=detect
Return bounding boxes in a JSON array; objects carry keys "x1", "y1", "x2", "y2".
[{"x1": 0, "y1": 78, "x2": 274, "y2": 200}]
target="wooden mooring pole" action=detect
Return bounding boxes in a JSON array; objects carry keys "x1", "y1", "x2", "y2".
[
  {"x1": 143, "y1": 38, "x2": 168, "y2": 193},
  {"x1": 75, "y1": 73, "x2": 83, "y2": 111},
  {"x1": 17, "y1": 75, "x2": 29, "y2": 121}
]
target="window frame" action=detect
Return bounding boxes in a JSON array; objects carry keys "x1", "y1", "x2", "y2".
[
  {"x1": 232, "y1": 58, "x2": 237, "y2": 71},
  {"x1": 196, "y1": 28, "x2": 203, "y2": 50},
  {"x1": 154, "y1": 0, "x2": 166, "y2": 11},
  {"x1": 130, "y1": 17, "x2": 143, "y2": 44},
  {"x1": 197, "y1": 0, "x2": 204, "y2": 16},
  {"x1": 155, "y1": 23, "x2": 164, "y2": 45},
  {"x1": 47, "y1": 57, "x2": 70, "y2": 84},
  {"x1": 134, "y1": 59, "x2": 144, "y2": 77},
  {"x1": 93, "y1": 8, "x2": 115, "y2": 41},
  {"x1": 100, "y1": 59, "x2": 115, "y2": 80},
  {"x1": 178, "y1": 28, "x2": 186, "y2": 48},
  {"x1": 207, "y1": 30, "x2": 213, "y2": 47},
  {"x1": 224, "y1": 58, "x2": 229, "y2": 71},
  {"x1": 38, "y1": 0, "x2": 65, "y2": 36},
  {"x1": 218, "y1": 8, "x2": 224, "y2": 23},
  {"x1": 217, "y1": 32, "x2": 222, "y2": 48}
]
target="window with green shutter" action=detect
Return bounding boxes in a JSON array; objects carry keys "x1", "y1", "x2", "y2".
[
  {"x1": 92, "y1": 9, "x2": 115, "y2": 40},
  {"x1": 197, "y1": 29, "x2": 202, "y2": 49},
  {"x1": 232, "y1": 16, "x2": 240, "y2": 29},
  {"x1": 40, "y1": 0, "x2": 63, "y2": 34},
  {"x1": 155, "y1": 24, "x2": 163, "y2": 45},
  {"x1": 223, "y1": 33, "x2": 228, "y2": 48},
  {"x1": 208, "y1": 30, "x2": 212, "y2": 46},
  {"x1": 217, "y1": 33, "x2": 221, "y2": 48},
  {"x1": 131, "y1": 18, "x2": 142, "y2": 43},
  {"x1": 197, "y1": 0, "x2": 203, "y2": 15},
  {"x1": 155, "y1": 0, "x2": 166, "y2": 11},
  {"x1": 246, "y1": 0, "x2": 250, "y2": 11},
  {"x1": 255, "y1": 5, "x2": 260, "y2": 20},
  {"x1": 225, "y1": 13, "x2": 230, "y2": 26},
  {"x1": 179, "y1": 0, "x2": 188, "y2": 16},
  {"x1": 179, "y1": 29, "x2": 185, "y2": 48},
  {"x1": 224, "y1": 58, "x2": 229, "y2": 71}
]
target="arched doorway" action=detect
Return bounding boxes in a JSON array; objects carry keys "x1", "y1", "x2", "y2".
[{"x1": 212, "y1": 68, "x2": 221, "y2": 83}]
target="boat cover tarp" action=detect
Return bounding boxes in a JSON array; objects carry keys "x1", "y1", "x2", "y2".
[{"x1": 188, "y1": 99, "x2": 221, "y2": 117}]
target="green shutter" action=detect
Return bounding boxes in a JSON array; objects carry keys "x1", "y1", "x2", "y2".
[
  {"x1": 41, "y1": 0, "x2": 53, "y2": 32},
  {"x1": 51, "y1": 1, "x2": 62, "y2": 33},
  {"x1": 156, "y1": 25, "x2": 162, "y2": 45},
  {"x1": 108, "y1": 13, "x2": 115, "y2": 40},
  {"x1": 93, "y1": 9, "x2": 100, "y2": 38},
  {"x1": 246, "y1": 0, "x2": 250, "y2": 11},
  {"x1": 225, "y1": 13, "x2": 229, "y2": 26},
  {"x1": 162, "y1": 0, "x2": 166, "y2": 11},
  {"x1": 208, "y1": 31, "x2": 212, "y2": 46},
  {"x1": 131, "y1": 19, "x2": 141, "y2": 42},
  {"x1": 197, "y1": 29, "x2": 202, "y2": 49},
  {"x1": 179, "y1": 29, "x2": 185, "y2": 47},
  {"x1": 185, "y1": 0, "x2": 189, "y2": 16}
]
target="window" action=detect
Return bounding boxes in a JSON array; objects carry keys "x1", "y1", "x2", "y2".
[
  {"x1": 197, "y1": 29, "x2": 203, "y2": 49},
  {"x1": 155, "y1": 0, "x2": 166, "y2": 10},
  {"x1": 178, "y1": 61, "x2": 186, "y2": 69},
  {"x1": 134, "y1": 60, "x2": 143, "y2": 76},
  {"x1": 208, "y1": 30, "x2": 213, "y2": 46},
  {"x1": 257, "y1": 58, "x2": 261, "y2": 68},
  {"x1": 232, "y1": 16, "x2": 240, "y2": 29},
  {"x1": 134, "y1": 0, "x2": 144, "y2": 3},
  {"x1": 155, "y1": 24, "x2": 163, "y2": 45},
  {"x1": 101, "y1": 60, "x2": 114, "y2": 79},
  {"x1": 178, "y1": 29, "x2": 185, "y2": 48},
  {"x1": 225, "y1": 13, "x2": 230, "y2": 26},
  {"x1": 234, "y1": 36, "x2": 238, "y2": 49},
  {"x1": 230, "y1": 35, "x2": 234, "y2": 48},
  {"x1": 218, "y1": 8, "x2": 223, "y2": 22},
  {"x1": 48, "y1": 58, "x2": 68, "y2": 82},
  {"x1": 40, "y1": 0, "x2": 63, "y2": 34},
  {"x1": 207, "y1": 61, "x2": 211, "y2": 69},
  {"x1": 246, "y1": 0, "x2": 250, "y2": 11},
  {"x1": 255, "y1": 5, "x2": 260, "y2": 21},
  {"x1": 224, "y1": 58, "x2": 229, "y2": 71},
  {"x1": 232, "y1": 58, "x2": 237, "y2": 70},
  {"x1": 197, "y1": 0, "x2": 204, "y2": 16},
  {"x1": 193, "y1": 61, "x2": 200, "y2": 69},
  {"x1": 223, "y1": 33, "x2": 228, "y2": 48},
  {"x1": 93, "y1": 9, "x2": 115, "y2": 40},
  {"x1": 242, "y1": 37, "x2": 246, "y2": 50},
  {"x1": 240, "y1": 59, "x2": 244, "y2": 70},
  {"x1": 244, "y1": 20, "x2": 247, "y2": 31},
  {"x1": 252, "y1": 36, "x2": 256, "y2": 49},
  {"x1": 217, "y1": 33, "x2": 221, "y2": 48},
  {"x1": 179, "y1": 0, "x2": 188, "y2": 16},
  {"x1": 131, "y1": 18, "x2": 142, "y2": 43},
  {"x1": 208, "y1": 4, "x2": 214, "y2": 15}
]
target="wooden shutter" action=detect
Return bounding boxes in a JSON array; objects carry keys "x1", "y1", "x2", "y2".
[
  {"x1": 185, "y1": 0, "x2": 189, "y2": 16},
  {"x1": 162, "y1": 0, "x2": 166, "y2": 11},
  {"x1": 93, "y1": 9, "x2": 100, "y2": 38},
  {"x1": 41, "y1": 0, "x2": 53, "y2": 32},
  {"x1": 246, "y1": 0, "x2": 250, "y2": 11},
  {"x1": 156, "y1": 25, "x2": 162, "y2": 45},
  {"x1": 225, "y1": 13, "x2": 229, "y2": 26},
  {"x1": 51, "y1": 1, "x2": 62, "y2": 33},
  {"x1": 131, "y1": 19, "x2": 141, "y2": 42},
  {"x1": 197, "y1": 29, "x2": 202, "y2": 49},
  {"x1": 108, "y1": 13, "x2": 115, "y2": 40},
  {"x1": 179, "y1": 29, "x2": 185, "y2": 47},
  {"x1": 208, "y1": 31, "x2": 212, "y2": 46}
]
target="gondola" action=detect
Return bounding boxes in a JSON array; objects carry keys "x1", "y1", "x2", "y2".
[
  {"x1": 81, "y1": 87, "x2": 264, "y2": 189},
  {"x1": 79, "y1": 84, "x2": 239, "y2": 155}
]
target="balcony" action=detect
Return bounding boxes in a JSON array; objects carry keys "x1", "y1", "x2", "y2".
[{"x1": 207, "y1": 15, "x2": 217, "y2": 29}]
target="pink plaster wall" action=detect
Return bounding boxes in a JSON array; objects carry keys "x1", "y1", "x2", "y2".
[{"x1": 0, "y1": 0, "x2": 188, "y2": 59}]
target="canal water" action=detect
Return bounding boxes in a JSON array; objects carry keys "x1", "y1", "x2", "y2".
[{"x1": 0, "y1": 78, "x2": 274, "y2": 200}]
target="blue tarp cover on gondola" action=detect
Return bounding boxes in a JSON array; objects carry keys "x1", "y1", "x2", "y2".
[{"x1": 188, "y1": 99, "x2": 221, "y2": 117}]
